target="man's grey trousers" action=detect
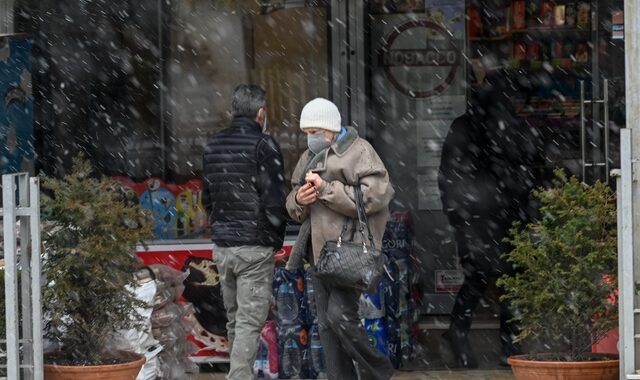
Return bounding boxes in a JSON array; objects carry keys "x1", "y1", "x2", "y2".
[{"x1": 213, "y1": 245, "x2": 275, "y2": 380}]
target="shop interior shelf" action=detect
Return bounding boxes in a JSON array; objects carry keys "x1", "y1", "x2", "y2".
[
  {"x1": 470, "y1": 27, "x2": 591, "y2": 42},
  {"x1": 509, "y1": 59, "x2": 590, "y2": 72}
]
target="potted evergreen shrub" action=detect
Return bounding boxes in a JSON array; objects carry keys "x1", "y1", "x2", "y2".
[
  {"x1": 498, "y1": 170, "x2": 619, "y2": 380},
  {"x1": 41, "y1": 157, "x2": 153, "y2": 380}
]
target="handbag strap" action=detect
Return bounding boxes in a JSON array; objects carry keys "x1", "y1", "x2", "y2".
[
  {"x1": 338, "y1": 218, "x2": 358, "y2": 245},
  {"x1": 354, "y1": 186, "x2": 376, "y2": 252},
  {"x1": 337, "y1": 185, "x2": 375, "y2": 251}
]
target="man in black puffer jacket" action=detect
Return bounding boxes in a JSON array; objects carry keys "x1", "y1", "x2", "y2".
[{"x1": 202, "y1": 84, "x2": 287, "y2": 380}]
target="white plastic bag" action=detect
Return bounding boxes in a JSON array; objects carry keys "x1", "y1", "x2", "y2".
[
  {"x1": 109, "y1": 279, "x2": 158, "y2": 353},
  {"x1": 136, "y1": 344, "x2": 163, "y2": 380}
]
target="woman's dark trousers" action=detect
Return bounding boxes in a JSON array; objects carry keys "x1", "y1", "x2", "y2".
[{"x1": 312, "y1": 276, "x2": 394, "y2": 380}]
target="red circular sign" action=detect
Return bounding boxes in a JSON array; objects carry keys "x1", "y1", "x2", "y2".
[{"x1": 380, "y1": 20, "x2": 461, "y2": 99}]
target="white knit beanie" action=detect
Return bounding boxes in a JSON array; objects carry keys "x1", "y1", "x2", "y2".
[{"x1": 299, "y1": 98, "x2": 341, "y2": 132}]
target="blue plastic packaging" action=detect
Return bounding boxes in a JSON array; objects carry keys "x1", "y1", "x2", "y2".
[
  {"x1": 304, "y1": 324, "x2": 326, "y2": 379},
  {"x1": 364, "y1": 318, "x2": 388, "y2": 356},
  {"x1": 303, "y1": 269, "x2": 318, "y2": 325},
  {"x1": 277, "y1": 324, "x2": 308, "y2": 379},
  {"x1": 273, "y1": 267, "x2": 305, "y2": 326}
]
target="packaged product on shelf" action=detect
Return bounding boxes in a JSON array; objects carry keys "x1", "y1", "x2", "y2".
[
  {"x1": 493, "y1": 8, "x2": 509, "y2": 36},
  {"x1": 527, "y1": 0, "x2": 542, "y2": 26},
  {"x1": 576, "y1": 42, "x2": 589, "y2": 62},
  {"x1": 541, "y1": 41, "x2": 552, "y2": 60},
  {"x1": 512, "y1": 0, "x2": 526, "y2": 30},
  {"x1": 552, "y1": 40, "x2": 564, "y2": 58},
  {"x1": 563, "y1": 41, "x2": 576, "y2": 58},
  {"x1": 577, "y1": 2, "x2": 590, "y2": 30},
  {"x1": 514, "y1": 42, "x2": 527, "y2": 60},
  {"x1": 467, "y1": 7, "x2": 483, "y2": 37},
  {"x1": 554, "y1": 4, "x2": 566, "y2": 26},
  {"x1": 540, "y1": 0, "x2": 555, "y2": 27},
  {"x1": 565, "y1": 2, "x2": 577, "y2": 25},
  {"x1": 527, "y1": 43, "x2": 541, "y2": 60}
]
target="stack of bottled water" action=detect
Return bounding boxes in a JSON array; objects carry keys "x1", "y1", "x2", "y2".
[
  {"x1": 272, "y1": 267, "x2": 307, "y2": 379},
  {"x1": 266, "y1": 266, "x2": 326, "y2": 379},
  {"x1": 303, "y1": 269, "x2": 325, "y2": 379}
]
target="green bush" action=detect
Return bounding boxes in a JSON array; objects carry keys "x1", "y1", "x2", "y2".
[
  {"x1": 41, "y1": 157, "x2": 152, "y2": 365},
  {"x1": 497, "y1": 170, "x2": 617, "y2": 360}
]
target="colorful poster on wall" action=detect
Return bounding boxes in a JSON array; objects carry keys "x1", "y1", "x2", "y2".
[
  {"x1": 0, "y1": 35, "x2": 34, "y2": 175},
  {"x1": 114, "y1": 177, "x2": 208, "y2": 240}
]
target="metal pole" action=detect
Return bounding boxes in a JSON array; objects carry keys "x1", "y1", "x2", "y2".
[
  {"x1": 625, "y1": 0, "x2": 640, "y2": 372},
  {"x1": 619, "y1": 129, "x2": 635, "y2": 378},
  {"x1": 3, "y1": 175, "x2": 20, "y2": 380},
  {"x1": 19, "y1": 174, "x2": 33, "y2": 379},
  {"x1": 603, "y1": 78, "x2": 610, "y2": 183},
  {"x1": 580, "y1": 80, "x2": 587, "y2": 182},
  {"x1": 29, "y1": 177, "x2": 43, "y2": 380},
  {"x1": 616, "y1": 168, "x2": 625, "y2": 379}
]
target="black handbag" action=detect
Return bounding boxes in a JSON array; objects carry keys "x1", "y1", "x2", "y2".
[{"x1": 315, "y1": 186, "x2": 385, "y2": 292}]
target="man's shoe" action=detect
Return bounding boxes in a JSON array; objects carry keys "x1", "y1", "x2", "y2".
[
  {"x1": 499, "y1": 340, "x2": 522, "y2": 367},
  {"x1": 442, "y1": 330, "x2": 478, "y2": 369}
]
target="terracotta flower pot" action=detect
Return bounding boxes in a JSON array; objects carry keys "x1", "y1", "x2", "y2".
[
  {"x1": 508, "y1": 353, "x2": 619, "y2": 380},
  {"x1": 44, "y1": 353, "x2": 145, "y2": 380}
]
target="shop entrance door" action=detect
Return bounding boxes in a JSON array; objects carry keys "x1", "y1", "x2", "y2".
[{"x1": 345, "y1": 1, "x2": 470, "y2": 319}]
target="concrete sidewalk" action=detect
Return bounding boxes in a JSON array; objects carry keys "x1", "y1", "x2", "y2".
[{"x1": 197, "y1": 369, "x2": 516, "y2": 379}]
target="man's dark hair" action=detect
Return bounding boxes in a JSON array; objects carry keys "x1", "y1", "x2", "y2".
[{"x1": 231, "y1": 84, "x2": 267, "y2": 118}]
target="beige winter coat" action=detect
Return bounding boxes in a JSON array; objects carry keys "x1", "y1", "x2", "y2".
[{"x1": 286, "y1": 127, "x2": 395, "y2": 267}]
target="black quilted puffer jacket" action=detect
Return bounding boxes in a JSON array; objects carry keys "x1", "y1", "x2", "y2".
[{"x1": 202, "y1": 116, "x2": 287, "y2": 249}]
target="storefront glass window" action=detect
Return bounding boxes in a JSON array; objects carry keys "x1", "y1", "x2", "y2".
[
  {"x1": 13, "y1": 0, "x2": 330, "y2": 183},
  {"x1": 364, "y1": 0, "x2": 626, "y2": 320},
  {"x1": 167, "y1": 1, "x2": 330, "y2": 183}
]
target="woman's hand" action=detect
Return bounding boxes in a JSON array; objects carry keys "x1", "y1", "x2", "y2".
[
  {"x1": 295, "y1": 182, "x2": 318, "y2": 205},
  {"x1": 305, "y1": 172, "x2": 324, "y2": 189}
]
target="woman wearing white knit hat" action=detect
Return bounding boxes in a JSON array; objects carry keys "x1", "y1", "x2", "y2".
[{"x1": 286, "y1": 97, "x2": 395, "y2": 380}]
